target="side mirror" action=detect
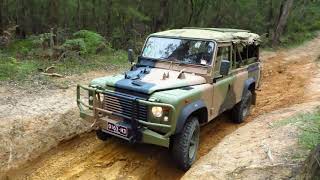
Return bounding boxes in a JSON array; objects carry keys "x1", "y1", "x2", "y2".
[
  {"x1": 220, "y1": 60, "x2": 230, "y2": 76},
  {"x1": 128, "y1": 49, "x2": 134, "y2": 64}
]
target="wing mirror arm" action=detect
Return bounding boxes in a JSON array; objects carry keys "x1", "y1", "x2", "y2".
[{"x1": 128, "y1": 49, "x2": 134, "y2": 64}]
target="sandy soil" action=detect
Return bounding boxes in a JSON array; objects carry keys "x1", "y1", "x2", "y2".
[
  {"x1": 182, "y1": 102, "x2": 320, "y2": 180},
  {"x1": 1, "y1": 35, "x2": 320, "y2": 179},
  {"x1": 0, "y1": 70, "x2": 110, "y2": 173}
]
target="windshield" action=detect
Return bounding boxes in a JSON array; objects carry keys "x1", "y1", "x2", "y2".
[{"x1": 142, "y1": 37, "x2": 215, "y2": 66}]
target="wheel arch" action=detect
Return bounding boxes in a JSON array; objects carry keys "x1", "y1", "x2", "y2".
[
  {"x1": 175, "y1": 100, "x2": 208, "y2": 134},
  {"x1": 243, "y1": 78, "x2": 256, "y2": 105}
]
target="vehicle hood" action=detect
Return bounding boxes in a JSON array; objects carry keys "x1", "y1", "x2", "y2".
[{"x1": 90, "y1": 67, "x2": 206, "y2": 94}]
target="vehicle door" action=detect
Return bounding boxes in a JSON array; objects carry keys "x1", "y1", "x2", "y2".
[{"x1": 211, "y1": 44, "x2": 238, "y2": 118}]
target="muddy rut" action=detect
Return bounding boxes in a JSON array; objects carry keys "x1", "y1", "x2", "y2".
[{"x1": 6, "y1": 36, "x2": 320, "y2": 180}]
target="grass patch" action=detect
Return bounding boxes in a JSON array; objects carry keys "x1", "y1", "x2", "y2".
[
  {"x1": 2, "y1": 39, "x2": 35, "y2": 56},
  {"x1": 0, "y1": 49, "x2": 128, "y2": 81},
  {"x1": 273, "y1": 110, "x2": 320, "y2": 150},
  {"x1": 261, "y1": 31, "x2": 318, "y2": 50},
  {"x1": 0, "y1": 30, "x2": 128, "y2": 82},
  {"x1": 280, "y1": 31, "x2": 318, "y2": 49},
  {"x1": 0, "y1": 56, "x2": 38, "y2": 81},
  {"x1": 53, "y1": 50, "x2": 128, "y2": 75}
]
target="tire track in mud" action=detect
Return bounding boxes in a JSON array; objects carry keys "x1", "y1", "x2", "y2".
[{"x1": 6, "y1": 36, "x2": 320, "y2": 180}]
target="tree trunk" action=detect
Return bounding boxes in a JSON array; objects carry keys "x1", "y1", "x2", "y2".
[
  {"x1": 267, "y1": 0, "x2": 274, "y2": 38},
  {"x1": 211, "y1": 1, "x2": 224, "y2": 27},
  {"x1": 188, "y1": 0, "x2": 194, "y2": 25},
  {"x1": 48, "y1": 0, "x2": 59, "y2": 28},
  {"x1": 77, "y1": 0, "x2": 81, "y2": 30},
  {"x1": 92, "y1": 0, "x2": 97, "y2": 30},
  {"x1": 154, "y1": 0, "x2": 168, "y2": 32},
  {"x1": 193, "y1": 0, "x2": 206, "y2": 26},
  {"x1": 63, "y1": 1, "x2": 68, "y2": 28},
  {"x1": 104, "y1": 0, "x2": 112, "y2": 36},
  {"x1": 272, "y1": 0, "x2": 294, "y2": 46},
  {"x1": 0, "y1": 0, "x2": 3, "y2": 35},
  {"x1": 17, "y1": 0, "x2": 27, "y2": 38}
]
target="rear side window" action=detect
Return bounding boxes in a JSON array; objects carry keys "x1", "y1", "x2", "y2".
[{"x1": 233, "y1": 44, "x2": 259, "y2": 68}]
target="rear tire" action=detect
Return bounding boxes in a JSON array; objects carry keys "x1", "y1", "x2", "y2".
[
  {"x1": 231, "y1": 90, "x2": 253, "y2": 123},
  {"x1": 96, "y1": 129, "x2": 111, "y2": 141},
  {"x1": 171, "y1": 116, "x2": 200, "y2": 171}
]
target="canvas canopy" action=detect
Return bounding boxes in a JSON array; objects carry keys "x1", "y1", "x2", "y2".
[{"x1": 150, "y1": 28, "x2": 261, "y2": 45}]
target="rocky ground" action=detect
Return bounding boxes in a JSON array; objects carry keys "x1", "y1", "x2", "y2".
[{"x1": 0, "y1": 35, "x2": 320, "y2": 179}]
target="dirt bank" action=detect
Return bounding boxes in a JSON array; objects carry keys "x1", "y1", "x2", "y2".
[
  {"x1": 182, "y1": 102, "x2": 320, "y2": 180},
  {"x1": 1, "y1": 35, "x2": 320, "y2": 179},
  {"x1": 0, "y1": 70, "x2": 108, "y2": 173}
]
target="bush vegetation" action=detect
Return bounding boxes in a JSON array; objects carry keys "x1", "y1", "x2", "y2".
[
  {"x1": 1, "y1": 0, "x2": 320, "y2": 48},
  {"x1": 63, "y1": 30, "x2": 108, "y2": 55},
  {"x1": 0, "y1": 30, "x2": 127, "y2": 81},
  {"x1": 0, "y1": 0, "x2": 320, "y2": 82},
  {"x1": 273, "y1": 110, "x2": 320, "y2": 150}
]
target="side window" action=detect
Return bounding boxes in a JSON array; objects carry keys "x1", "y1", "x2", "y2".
[
  {"x1": 214, "y1": 46, "x2": 231, "y2": 77},
  {"x1": 233, "y1": 45, "x2": 243, "y2": 68},
  {"x1": 233, "y1": 44, "x2": 259, "y2": 68}
]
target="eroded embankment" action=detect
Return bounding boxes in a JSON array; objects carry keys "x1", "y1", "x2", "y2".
[
  {"x1": 2, "y1": 35, "x2": 320, "y2": 179},
  {"x1": 182, "y1": 102, "x2": 320, "y2": 180},
  {"x1": 0, "y1": 71, "x2": 108, "y2": 174}
]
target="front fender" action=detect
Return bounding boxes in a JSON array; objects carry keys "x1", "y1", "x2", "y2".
[{"x1": 175, "y1": 100, "x2": 206, "y2": 134}]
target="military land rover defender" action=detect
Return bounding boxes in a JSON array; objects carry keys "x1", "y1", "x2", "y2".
[{"x1": 77, "y1": 28, "x2": 261, "y2": 170}]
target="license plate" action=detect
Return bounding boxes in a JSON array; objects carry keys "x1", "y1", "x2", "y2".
[{"x1": 107, "y1": 122, "x2": 128, "y2": 137}]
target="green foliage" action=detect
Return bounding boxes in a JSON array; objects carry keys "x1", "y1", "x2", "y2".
[
  {"x1": 273, "y1": 110, "x2": 320, "y2": 150},
  {"x1": 0, "y1": 50, "x2": 128, "y2": 81},
  {"x1": 0, "y1": 56, "x2": 37, "y2": 81},
  {"x1": 1, "y1": 0, "x2": 320, "y2": 49},
  {"x1": 280, "y1": 32, "x2": 316, "y2": 48},
  {"x1": 30, "y1": 33, "x2": 55, "y2": 48},
  {"x1": 62, "y1": 38, "x2": 87, "y2": 55},
  {"x1": 0, "y1": 29, "x2": 124, "y2": 81},
  {"x1": 4, "y1": 39, "x2": 35, "y2": 56},
  {"x1": 1, "y1": 0, "x2": 320, "y2": 82},
  {"x1": 298, "y1": 112, "x2": 320, "y2": 150},
  {"x1": 56, "y1": 50, "x2": 128, "y2": 75},
  {"x1": 62, "y1": 30, "x2": 108, "y2": 55},
  {"x1": 72, "y1": 30, "x2": 105, "y2": 54}
]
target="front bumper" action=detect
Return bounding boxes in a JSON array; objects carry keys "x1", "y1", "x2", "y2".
[{"x1": 76, "y1": 84, "x2": 176, "y2": 147}]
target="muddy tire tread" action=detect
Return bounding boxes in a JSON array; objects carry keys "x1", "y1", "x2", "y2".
[
  {"x1": 231, "y1": 90, "x2": 252, "y2": 123},
  {"x1": 171, "y1": 117, "x2": 199, "y2": 171}
]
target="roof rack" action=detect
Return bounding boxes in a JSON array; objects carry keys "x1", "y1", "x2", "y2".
[{"x1": 183, "y1": 27, "x2": 250, "y2": 33}]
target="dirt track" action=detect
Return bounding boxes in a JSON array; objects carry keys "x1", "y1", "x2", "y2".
[{"x1": 4, "y1": 35, "x2": 320, "y2": 180}]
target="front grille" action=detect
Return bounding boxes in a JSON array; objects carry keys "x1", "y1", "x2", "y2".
[{"x1": 102, "y1": 92, "x2": 148, "y2": 121}]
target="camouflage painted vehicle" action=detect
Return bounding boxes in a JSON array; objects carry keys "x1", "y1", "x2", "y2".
[{"x1": 77, "y1": 28, "x2": 261, "y2": 170}]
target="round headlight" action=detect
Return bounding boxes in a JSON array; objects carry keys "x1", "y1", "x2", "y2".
[{"x1": 151, "y1": 106, "x2": 163, "y2": 118}]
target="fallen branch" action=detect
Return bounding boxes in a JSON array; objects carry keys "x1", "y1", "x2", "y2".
[
  {"x1": 41, "y1": 72, "x2": 63, "y2": 78},
  {"x1": 57, "y1": 51, "x2": 68, "y2": 62},
  {"x1": 45, "y1": 66, "x2": 55, "y2": 73}
]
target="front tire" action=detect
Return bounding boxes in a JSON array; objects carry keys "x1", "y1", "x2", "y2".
[
  {"x1": 171, "y1": 116, "x2": 200, "y2": 171},
  {"x1": 231, "y1": 90, "x2": 253, "y2": 123}
]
